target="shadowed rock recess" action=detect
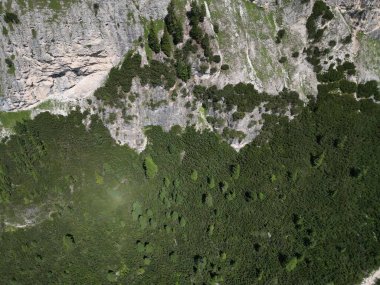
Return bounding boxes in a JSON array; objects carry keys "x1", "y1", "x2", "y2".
[{"x1": 0, "y1": 0, "x2": 379, "y2": 284}]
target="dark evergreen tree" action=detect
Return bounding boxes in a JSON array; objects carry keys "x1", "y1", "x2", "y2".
[
  {"x1": 190, "y1": 25, "x2": 203, "y2": 44},
  {"x1": 188, "y1": 1, "x2": 201, "y2": 26},
  {"x1": 161, "y1": 26, "x2": 172, "y2": 57},
  {"x1": 148, "y1": 21, "x2": 160, "y2": 54},
  {"x1": 172, "y1": 21, "x2": 184, "y2": 45},
  {"x1": 201, "y1": 34, "x2": 212, "y2": 58},
  {"x1": 200, "y1": 3, "x2": 207, "y2": 22},
  {"x1": 165, "y1": 0, "x2": 177, "y2": 35},
  {"x1": 165, "y1": 0, "x2": 184, "y2": 45},
  {"x1": 176, "y1": 59, "x2": 191, "y2": 82}
]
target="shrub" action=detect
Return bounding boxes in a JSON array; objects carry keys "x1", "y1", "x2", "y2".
[
  {"x1": 357, "y1": 80, "x2": 379, "y2": 99},
  {"x1": 317, "y1": 67, "x2": 344, "y2": 83},
  {"x1": 93, "y1": 3, "x2": 99, "y2": 15},
  {"x1": 286, "y1": 257, "x2": 298, "y2": 272},
  {"x1": 231, "y1": 164, "x2": 240, "y2": 180},
  {"x1": 313, "y1": 28, "x2": 325, "y2": 42},
  {"x1": 210, "y1": 67, "x2": 217, "y2": 75},
  {"x1": 208, "y1": 176, "x2": 216, "y2": 189},
  {"x1": 275, "y1": 29, "x2": 286, "y2": 44},
  {"x1": 339, "y1": 80, "x2": 357, "y2": 94},
  {"x1": 175, "y1": 59, "x2": 191, "y2": 82},
  {"x1": 32, "y1": 28, "x2": 37, "y2": 39},
  {"x1": 279, "y1": 56, "x2": 287, "y2": 64},
  {"x1": 199, "y1": 63, "x2": 209, "y2": 74},
  {"x1": 4, "y1": 12, "x2": 20, "y2": 24},
  {"x1": 338, "y1": 61, "x2": 356, "y2": 75},
  {"x1": 191, "y1": 170, "x2": 198, "y2": 181},
  {"x1": 5, "y1": 58, "x2": 13, "y2": 68},
  {"x1": 232, "y1": 111, "x2": 245, "y2": 121},
  {"x1": 328, "y1": 40, "x2": 336, "y2": 47},
  {"x1": 212, "y1": 55, "x2": 221, "y2": 63},
  {"x1": 221, "y1": 64, "x2": 229, "y2": 71},
  {"x1": 203, "y1": 193, "x2": 213, "y2": 207},
  {"x1": 143, "y1": 156, "x2": 158, "y2": 179},
  {"x1": 342, "y1": 34, "x2": 352, "y2": 44},
  {"x1": 213, "y1": 23, "x2": 219, "y2": 33},
  {"x1": 292, "y1": 51, "x2": 299, "y2": 58},
  {"x1": 5, "y1": 58, "x2": 15, "y2": 75}
]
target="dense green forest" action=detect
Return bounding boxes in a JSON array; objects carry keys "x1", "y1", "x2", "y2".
[{"x1": 0, "y1": 87, "x2": 379, "y2": 284}]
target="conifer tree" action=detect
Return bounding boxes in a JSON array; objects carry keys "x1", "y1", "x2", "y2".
[
  {"x1": 190, "y1": 24, "x2": 203, "y2": 44},
  {"x1": 161, "y1": 26, "x2": 172, "y2": 57},
  {"x1": 201, "y1": 34, "x2": 212, "y2": 58},
  {"x1": 148, "y1": 21, "x2": 160, "y2": 54},
  {"x1": 200, "y1": 3, "x2": 207, "y2": 22},
  {"x1": 165, "y1": 0, "x2": 184, "y2": 45}
]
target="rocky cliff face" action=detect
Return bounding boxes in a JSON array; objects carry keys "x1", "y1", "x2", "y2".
[
  {"x1": 0, "y1": 0, "x2": 170, "y2": 110},
  {"x1": 0, "y1": 0, "x2": 379, "y2": 111}
]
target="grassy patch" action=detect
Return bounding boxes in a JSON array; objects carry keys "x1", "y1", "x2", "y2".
[{"x1": 0, "y1": 110, "x2": 31, "y2": 129}]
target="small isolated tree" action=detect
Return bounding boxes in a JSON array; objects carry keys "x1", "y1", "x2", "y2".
[
  {"x1": 207, "y1": 176, "x2": 216, "y2": 189},
  {"x1": 231, "y1": 164, "x2": 240, "y2": 180},
  {"x1": 143, "y1": 256, "x2": 151, "y2": 265},
  {"x1": 191, "y1": 170, "x2": 198, "y2": 181},
  {"x1": 179, "y1": 216, "x2": 187, "y2": 227},
  {"x1": 201, "y1": 34, "x2": 212, "y2": 58},
  {"x1": 4, "y1": 12, "x2": 20, "y2": 24},
  {"x1": 221, "y1": 64, "x2": 230, "y2": 71},
  {"x1": 212, "y1": 55, "x2": 221, "y2": 63},
  {"x1": 148, "y1": 21, "x2": 160, "y2": 53},
  {"x1": 285, "y1": 257, "x2": 298, "y2": 272},
  {"x1": 145, "y1": 243, "x2": 154, "y2": 254},
  {"x1": 63, "y1": 234, "x2": 75, "y2": 251},
  {"x1": 144, "y1": 156, "x2": 158, "y2": 179},
  {"x1": 165, "y1": 1, "x2": 183, "y2": 44},
  {"x1": 200, "y1": 3, "x2": 207, "y2": 22},
  {"x1": 171, "y1": 211, "x2": 179, "y2": 221},
  {"x1": 138, "y1": 215, "x2": 148, "y2": 229},
  {"x1": 311, "y1": 151, "x2": 325, "y2": 168},
  {"x1": 203, "y1": 193, "x2": 213, "y2": 207},
  {"x1": 169, "y1": 251, "x2": 179, "y2": 263},
  {"x1": 161, "y1": 26, "x2": 172, "y2": 57},
  {"x1": 165, "y1": 0, "x2": 177, "y2": 34},
  {"x1": 207, "y1": 224, "x2": 215, "y2": 236},
  {"x1": 175, "y1": 59, "x2": 191, "y2": 81},
  {"x1": 220, "y1": 181, "x2": 229, "y2": 194},
  {"x1": 225, "y1": 190, "x2": 236, "y2": 201},
  {"x1": 172, "y1": 20, "x2": 184, "y2": 45},
  {"x1": 136, "y1": 241, "x2": 145, "y2": 253},
  {"x1": 163, "y1": 177, "x2": 170, "y2": 187}
]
